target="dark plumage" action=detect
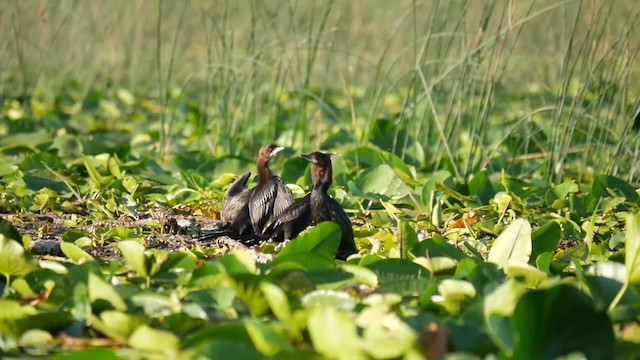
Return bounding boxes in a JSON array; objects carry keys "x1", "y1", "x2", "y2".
[
  {"x1": 247, "y1": 144, "x2": 294, "y2": 235},
  {"x1": 267, "y1": 151, "x2": 356, "y2": 260},
  {"x1": 220, "y1": 144, "x2": 293, "y2": 237},
  {"x1": 305, "y1": 152, "x2": 356, "y2": 260},
  {"x1": 220, "y1": 172, "x2": 253, "y2": 235}
]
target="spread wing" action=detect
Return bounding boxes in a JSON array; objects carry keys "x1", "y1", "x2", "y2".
[
  {"x1": 249, "y1": 181, "x2": 277, "y2": 233},
  {"x1": 272, "y1": 177, "x2": 294, "y2": 218},
  {"x1": 221, "y1": 172, "x2": 252, "y2": 225},
  {"x1": 264, "y1": 194, "x2": 311, "y2": 240}
]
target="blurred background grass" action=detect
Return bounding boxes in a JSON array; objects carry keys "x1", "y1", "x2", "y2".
[{"x1": 1, "y1": 0, "x2": 639, "y2": 183}]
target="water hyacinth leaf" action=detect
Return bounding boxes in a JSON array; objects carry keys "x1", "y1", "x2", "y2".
[
  {"x1": 399, "y1": 220, "x2": 419, "y2": 258},
  {"x1": 302, "y1": 289, "x2": 356, "y2": 311},
  {"x1": 243, "y1": 318, "x2": 292, "y2": 356},
  {"x1": 230, "y1": 274, "x2": 269, "y2": 316},
  {"x1": 128, "y1": 325, "x2": 179, "y2": 355},
  {"x1": 530, "y1": 221, "x2": 561, "y2": 264},
  {"x1": 0, "y1": 218, "x2": 22, "y2": 243},
  {"x1": 340, "y1": 264, "x2": 378, "y2": 287},
  {"x1": 592, "y1": 175, "x2": 639, "y2": 202},
  {"x1": 53, "y1": 347, "x2": 119, "y2": 360},
  {"x1": 488, "y1": 218, "x2": 531, "y2": 267},
  {"x1": 468, "y1": 170, "x2": 496, "y2": 205},
  {"x1": 118, "y1": 240, "x2": 148, "y2": 278},
  {"x1": 91, "y1": 310, "x2": 145, "y2": 343},
  {"x1": 512, "y1": 285, "x2": 615, "y2": 360},
  {"x1": 307, "y1": 306, "x2": 363, "y2": 360},
  {"x1": 360, "y1": 316, "x2": 416, "y2": 359},
  {"x1": 545, "y1": 181, "x2": 578, "y2": 207},
  {"x1": 60, "y1": 242, "x2": 95, "y2": 264},
  {"x1": 626, "y1": 212, "x2": 640, "y2": 285},
  {"x1": 88, "y1": 273, "x2": 127, "y2": 311},
  {"x1": 278, "y1": 222, "x2": 341, "y2": 259},
  {"x1": 0, "y1": 234, "x2": 38, "y2": 281},
  {"x1": 504, "y1": 261, "x2": 547, "y2": 288},
  {"x1": 260, "y1": 283, "x2": 294, "y2": 328},
  {"x1": 366, "y1": 259, "x2": 430, "y2": 295}
]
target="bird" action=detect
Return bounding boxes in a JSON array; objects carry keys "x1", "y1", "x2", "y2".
[
  {"x1": 266, "y1": 151, "x2": 357, "y2": 260},
  {"x1": 220, "y1": 172, "x2": 253, "y2": 235},
  {"x1": 306, "y1": 151, "x2": 357, "y2": 260},
  {"x1": 220, "y1": 144, "x2": 293, "y2": 237}
]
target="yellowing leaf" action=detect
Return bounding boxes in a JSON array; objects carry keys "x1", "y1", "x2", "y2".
[{"x1": 488, "y1": 218, "x2": 532, "y2": 267}]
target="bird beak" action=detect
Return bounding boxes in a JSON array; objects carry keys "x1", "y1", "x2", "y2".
[
  {"x1": 300, "y1": 153, "x2": 317, "y2": 164},
  {"x1": 270, "y1": 146, "x2": 285, "y2": 158}
]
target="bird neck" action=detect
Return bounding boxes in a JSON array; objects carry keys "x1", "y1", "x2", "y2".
[
  {"x1": 312, "y1": 165, "x2": 332, "y2": 192},
  {"x1": 256, "y1": 158, "x2": 273, "y2": 182}
]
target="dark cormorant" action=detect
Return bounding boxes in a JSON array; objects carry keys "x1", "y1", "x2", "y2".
[
  {"x1": 220, "y1": 172, "x2": 253, "y2": 235},
  {"x1": 247, "y1": 144, "x2": 294, "y2": 235},
  {"x1": 266, "y1": 151, "x2": 357, "y2": 260}
]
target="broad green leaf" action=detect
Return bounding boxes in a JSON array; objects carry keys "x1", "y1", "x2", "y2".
[
  {"x1": 53, "y1": 347, "x2": 118, "y2": 360},
  {"x1": 488, "y1": 218, "x2": 531, "y2": 267},
  {"x1": 545, "y1": 181, "x2": 578, "y2": 207},
  {"x1": 399, "y1": 220, "x2": 418, "y2": 258},
  {"x1": 118, "y1": 240, "x2": 148, "y2": 278},
  {"x1": 360, "y1": 314, "x2": 416, "y2": 359},
  {"x1": 504, "y1": 261, "x2": 547, "y2": 288},
  {"x1": 83, "y1": 155, "x2": 103, "y2": 184},
  {"x1": 530, "y1": 221, "x2": 561, "y2": 264},
  {"x1": 60, "y1": 242, "x2": 95, "y2": 264},
  {"x1": 243, "y1": 318, "x2": 292, "y2": 356},
  {"x1": 302, "y1": 289, "x2": 356, "y2": 311},
  {"x1": 128, "y1": 325, "x2": 179, "y2": 355},
  {"x1": 88, "y1": 273, "x2": 127, "y2": 311},
  {"x1": 229, "y1": 274, "x2": 269, "y2": 316},
  {"x1": 592, "y1": 175, "x2": 639, "y2": 202},
  {"x1": 340, "y1": 264, "x2": 378, "y2": 287},
  {"x1": 0, "y1": 218, "x2": 22, "y2": 243},
  {"x1": 307, "y1": 306, "x2": 364, "y2": 360},
  {"x1": 512, "y1": 285, "x2": 614, "y2": 359},
  {"x1": 414, "y1": 256, "x2": 457, "y2": 273},
  {"x1": 260, "y1": 283, "x2": 294, "y2": 327},
  {"x1": 438, "y1": 279, "x2": 477, "y2": 301},
  {"x1": 0, "y1": 234, "x2": 38, "y2": 280},
  {"x1": 469, "y1": 170, "x2": 496, "y2": 205},
  {"x1": 278, "y1": 222, "x2": 341, "y2": 259},
  {"x1": 626, "y1": 212, "x2": 640, "y2": 285},
  {"x1": 91, "y1": 310, "x2": 145, "y2": 343},
  {"x1": 366, "y1": 259, "x2": 430, "y2": 295},
  {"x1": 484, "y1": 279, "x2": 528, "y2": 318}
]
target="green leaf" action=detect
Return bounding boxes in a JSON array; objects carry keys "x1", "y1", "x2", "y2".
[
  {"x1": 360, "y1": 315, "x2": 416, "y2": 359},
  {"x1": 83, "y1": 155, "x2": 103, "y2": 184},
  {"x1": 545, "y1": 180, "x2": 578, "y2": 207},
  {"x1": 60, "y1": 242, "x2": 95, "y2": 264},
  {"x1": 0, "y1": 234, "x2": 38, "y2": 281},
  {"x1": 128, "y1": 325, "x2": 179, "y2": 355},
  {"x1": 504, "y1": 261, "x2": 547, "y2": 288},
  {"x1": 592, "y1": 175, "x2": 639, "y2": 202},
  {"x1": 302, "y1": 289, "x2": 357, "y2": 311},
  {"x1": 469, "y1": 170, "x2": 496, "y2": 205},
  {"x1": 88, "y1": 273, "x2": 127, "y2": 311},
  {"x1": 366, "y1": 259, "x2": 430, "y2": 295},
  {"x1": 399, "y1": 220, "x2": 418, "y2": 258},
  {"x1": 307, "y1": 306, "x2": 364, "y2": 359},
  {"x1": 512, "y1": 285, "x2": 614, "y2": 360},
  {"x1": 530, "y1": 221, "x2": 561, "y2": 264},
  {"x1": 278, "y1": 222, "x2": 341, "y2": 259},
  {"x1": 91, "y1": 310, "x2": 145, "y2": 343},
  {"x1": 53, "y1": 347, "x2": 118, "y2": 360},
  {"x1": 243, "y1": 318, "x2": 292, "y2": 356},
  {"x1": 488, "y1": 218, "x2": 531, "y2": 267},
  {"x1": 626, "y1": 212, "x2": 640, "y2": 285},
  {"x1": 118, "y1": 240, "x2": 148, "y2": 278},
  {"x1": 0, "y1": 218, "x2": 22, "y2": 243}
]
